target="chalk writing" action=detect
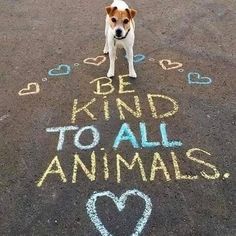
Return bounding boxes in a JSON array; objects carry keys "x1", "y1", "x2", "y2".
[
  {"x1": 48, "y1": 64, "x2": 71, "y2": 76},
  {"x1": 86, "y1": 189, "x2": 152, "y2": 236},
  {"x1": 71, "y1": 94, "x2": 179, "y2": 123},
  {"x1": 37, "y1": 148, "x2": 222, "y2": 186},
  {"x1": 159, "y1": 59, "x2": 183, "y2": 70},
  {"x1": 113, "y1": 122, "x2": 182, "y2": 149},
  {"x1": 188, "y1": 72, "x2": 212, "y2": 85},
  {"x1": 18, "y1": 82, "x2": 40, "y2": 96},
  {"x1": 37, "y1": 156, "x2": 67, "y2": 187},
  {"x1": 46, "y1": 125, "x2": 100, "y2": 151},
  {"x1": 84, "y1": 56, "x2": 106, "y2": 66}
]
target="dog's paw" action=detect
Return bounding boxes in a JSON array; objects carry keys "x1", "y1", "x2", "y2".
[
  {"x1": 103, "y1": 47, "x2": 109, "y2": 55},
  {"x1": 107, "y1": 70, "x2": 114, "y2": 78},
  {"x1": 129, "y1": 71, "x2": 137, "y2": 79}
]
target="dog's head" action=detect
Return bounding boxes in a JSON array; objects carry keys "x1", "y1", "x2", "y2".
[{"x1": 105, "y1": 6, "x2": 137, "y2": 39}]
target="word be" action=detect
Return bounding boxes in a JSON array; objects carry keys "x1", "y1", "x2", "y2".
[
  {"x1": 18, "y1": 82, "x2": 40, "y2": 96},
  {"x1": 46, "y1": 122, "x2": 182, "y2": 151},
  {"x1": 188, "y1": 72, "x2": 212, "y2": 85},
  {"x1": 37, "y1": 148, "x2": 222, "y2": 187},
  {"x1": 86, "y1": 189, "x2": 152, "y2": 236}
]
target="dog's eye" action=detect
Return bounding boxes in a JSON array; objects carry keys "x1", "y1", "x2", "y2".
[
  {"x1": 123, "y1": 19, "x2": 129, "y2": 24},
  {"x1": 111, "y1": 17, "x2": 117, "y2": 23}
]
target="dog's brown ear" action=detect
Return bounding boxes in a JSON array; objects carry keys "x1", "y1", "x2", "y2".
[
  {"x1": 126, "y1": 8, "x2": 137, "y2": 19},
  {"x1": 105, "y1": 6, "x2": 117, "y2": 16}
]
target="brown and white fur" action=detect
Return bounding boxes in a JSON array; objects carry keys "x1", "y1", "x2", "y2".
[{"x1": 104, "y1": 0, "x2": 137, "y2": 78}]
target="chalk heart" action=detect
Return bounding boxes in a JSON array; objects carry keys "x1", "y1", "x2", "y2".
[
  {"x1": 18, "y1": 82, "x2": 40, "y2": 96},
  {"x1": 48, "y1": 64, "x2": 71, "y2": 77},
  {"x1": 125, "y1": 54, "x2": 145, "y2": 63},
  {"x1": 86, "y1": 189, "x2": 152, "y2": 236},
  {"x1": 84, "y1": 56, "x2": 106, "y2": 66},
  {"x1": 188, "y1": 72, "x2": 212, "y2": 85},
  {"x1": 159, "y1": 59, "x2": 183, "y2": 70},
  {"x1": 133, "y1": 54, "x2": 145, "y2": 63}
]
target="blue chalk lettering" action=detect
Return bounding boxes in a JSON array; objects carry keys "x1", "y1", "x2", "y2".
[
  {"x1": 140, "y1": 122, "x2": 160, "y2": 148},
  {"x1": 113, "y1": 123, "x2": 139, "y2": 149},
  {"x1": 74, "y1": 126, "x2": 100, "y2": 150},
  {"x1": 46, "y1": 126, "x2": 79, "y2": 151},
  {"x1": 160, "y1": 122, "x2": 182, "y2": 148}
]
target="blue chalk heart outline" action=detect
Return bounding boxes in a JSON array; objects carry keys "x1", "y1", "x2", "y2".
[
  {"x1": 188, "y1": 72, "x2": 212, "y2": 85},
  {"x1": 86, "y1": 189, "x2": 152, "y2": 236},
  {"x1": 48, "y1": 64, "x2": 71, "y2": 77},
  {"x1": 125, "y1": 54, "x2": 146, "y2": 64}
]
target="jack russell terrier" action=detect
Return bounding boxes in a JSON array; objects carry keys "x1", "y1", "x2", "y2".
[{"x1": 104, "y1": 0, "x2": 137, "y2": 78}]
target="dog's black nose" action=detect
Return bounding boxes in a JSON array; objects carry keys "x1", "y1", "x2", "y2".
[{"x1": 116, "y1": 29, "x2": 122, "y2": 37}]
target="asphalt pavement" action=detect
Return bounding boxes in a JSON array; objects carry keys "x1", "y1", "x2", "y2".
[{"x1": 0, "y1": 0, "x2": 235, "y2": 235}]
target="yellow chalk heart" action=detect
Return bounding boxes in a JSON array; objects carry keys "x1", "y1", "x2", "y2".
[{"x1": 18, "y1": 82, "x2": 40, "y2": 96}]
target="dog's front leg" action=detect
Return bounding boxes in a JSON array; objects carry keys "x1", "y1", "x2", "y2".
[
  {"x1": 107, "y1": 44, "x2": 116, "y2": 78},
  {"x1": 126, "y1": 47, "x2": 137, "y2": 78}
]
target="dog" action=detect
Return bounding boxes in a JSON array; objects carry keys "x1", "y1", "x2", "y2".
[{"x1": 104, "y1": 0, "x2": 137, "y2": 78}]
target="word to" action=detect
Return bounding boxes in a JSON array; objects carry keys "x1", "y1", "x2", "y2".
[
  {"x1": 159, "y1": 59, "x2": 183, "y2": 70},
  {"x1": 86, "y1": 189, "x2": 152, "y2": 236},
  {"x1": 18, "y1": 82, "x2": 40, "y2": 96},
  {"x1": 188, "y1": 72, "x2": 212, "y2": 85},
  {"x1": 83, "y1": 56, "x2": 107, "y2": 66},
  {"x1": 125, "y1": 54, "x2": 146, "y2": 64},
  {"x1": 46, "y1": 122, "x2": 182, "y2": 151},
  {"x1": 48, "y1": 64, "x2": 71, "y2": 77}
]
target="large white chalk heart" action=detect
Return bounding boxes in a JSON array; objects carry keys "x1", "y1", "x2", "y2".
[{"x1": 86, "y1": 189, "x2": 152, "y2": 236}]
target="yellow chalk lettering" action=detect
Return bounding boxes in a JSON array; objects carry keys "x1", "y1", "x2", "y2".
[
  {"x1": 90, "y1": 77, "x2": 115, "y2": 95},
  {"x1": 150, "y1": 152, "x2": 171, "y2": 181},
  {"x1": 72, "y1": 152, "x2": 96, "y2": 182},
  {"x1": 186, "y1": 148, "x2": 220, "y2": 180},
  {"x1": 103, "y1": 96, "x2": 110, "y2": 121},
  {"x1": 116, "y1": 152, "x2": 147, "y2": 183},
  {"x1": 118, "y1": 74, "x2": 135, "y2": 94},
  {"x1": 71, "y1": 98, "x2": 97, "y2": 123},
  {"x1": 103, "y1": 152, "x2": 109, "y2": 180},
  {"x1": 37, "y1": 156, "x2": 67, "y2": 187},
  {"x1": 116, "y1": 96, "x2": 142, "y2": 120},
  {"x1": 171, "y1": 151, "x2": 198, "y2": 180},
  {"x1": 147, "y1": 94, "x2": 179, "y2": 119}
]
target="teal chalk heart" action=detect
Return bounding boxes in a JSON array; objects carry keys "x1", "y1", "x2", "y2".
[
  {"x1": 125, "y1": 54, "x2": 146, "y2": 63},
  {"x1": 188, "y1": 72, "x2": 212, "y2": 85},
  {"x1": 86, "y1": 189, "x2": 152, "y2": 236},
  {"x1": 48, "y1": 64, "x2": 71, "y2": 77}
]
